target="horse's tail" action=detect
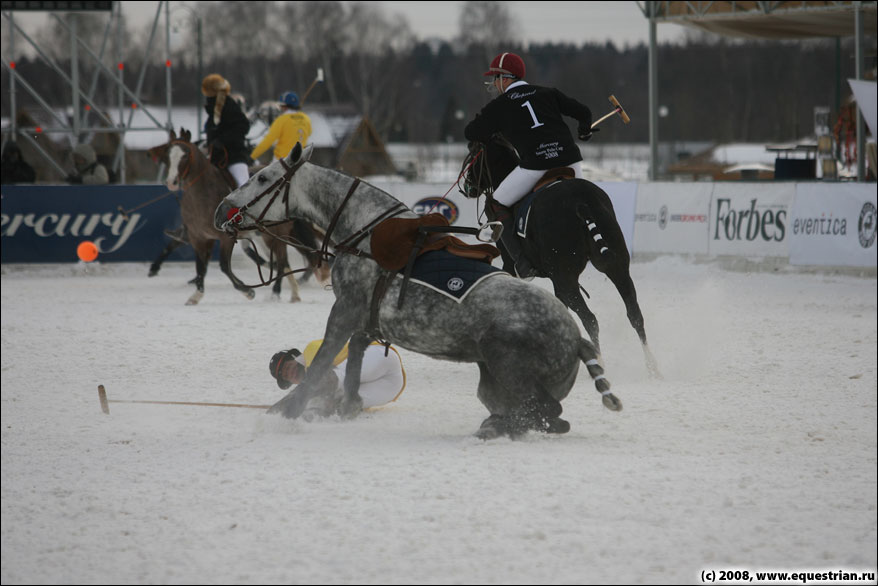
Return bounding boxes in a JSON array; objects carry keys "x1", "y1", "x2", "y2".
[
  {"x1": 575, "y1": 203, "x2": 616, "y2": 263},
  {"x1": 578, "y1": 338, "x2": 622, "y2": 411}
]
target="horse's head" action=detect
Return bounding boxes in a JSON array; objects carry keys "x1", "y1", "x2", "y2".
[
  {"x1": 164, "y1": 128, "x2": 203, "y2": 191},
  {"x1": 215, "y1": 142, "x2": 314, "y2": 236},
  {"x1": 147, "y1": 128, "x2": 199, "y2": 191},
  {"x1": 461, "y1": 135, "x2": 520, "y2": 199}
]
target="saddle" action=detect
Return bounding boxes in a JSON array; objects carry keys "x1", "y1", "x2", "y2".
[
  {"x1": 512, "y1": 167, "x2": 577, "y2": 239},
  {"x1": 370, "y1": 213, "x2": 499, "y2": 272},
  {"x1": 532, "y1": 167, "x2": 575, "y2": 193},
  {"x1": 367, "y1": 213, "x2": 501, "y2": 315}
]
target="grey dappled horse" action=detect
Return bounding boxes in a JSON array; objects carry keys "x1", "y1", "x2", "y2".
[{"x1": 215, "y1": 143, "x2": 622, "y2": 439}]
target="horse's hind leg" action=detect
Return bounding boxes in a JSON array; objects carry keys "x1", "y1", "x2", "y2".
[
  {"x1": 606, "y1": 269, "x2": 661, "y2": 378},
  {"x1": 148, "y1": 239, "x2": 185, "y2": 277},
  {"x1": 185, "y1": 242, "x2": 211, "y2": 305},
  {"x1": 474, "y1": 363, "x2": 568, "y2": 439},
  {"x1": 551, "y1": 276, "x2": 602, "y2": 355},
  {"x1": 275, "y1": 243, "x2": 301, "y2": 303}
]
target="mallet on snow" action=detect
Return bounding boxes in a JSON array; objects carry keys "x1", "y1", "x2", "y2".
[
  {"x1": 591, "y1": 95, "x2": 631, "y2": 129},
  {"x1": 98, "y1": 384, "x2": 270, "y2": 414}
]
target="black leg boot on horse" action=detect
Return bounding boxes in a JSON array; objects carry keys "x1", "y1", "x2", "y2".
[{"x1": 487, "y1": 199, "x2": 535, "y2": 279}]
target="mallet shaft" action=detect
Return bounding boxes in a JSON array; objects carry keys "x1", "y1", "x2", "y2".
[{"x1": 97, "y1": 385, "x2": 270, "y2": 414}]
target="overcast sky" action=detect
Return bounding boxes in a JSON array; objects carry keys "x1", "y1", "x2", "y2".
[{"x1": 4, "y1": 1, "x2": 688, "y2": 49}]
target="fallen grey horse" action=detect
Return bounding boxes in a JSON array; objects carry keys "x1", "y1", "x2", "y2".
[{"x1": 215, "y1": 143, "x2": 622, "y2": 438}]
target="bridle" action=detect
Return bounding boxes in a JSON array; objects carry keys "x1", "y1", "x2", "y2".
[
  {"x1": 168, "y1": 140, "x2": 212, "y2": 191},
  {"x1": 460, "y1": 145, "x2": 492, "y2": 200},
  {"x1": 221, "y1": 157, "x2": 408, "y2": 271}
]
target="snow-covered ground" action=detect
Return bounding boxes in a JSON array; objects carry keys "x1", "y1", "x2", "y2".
[{"x1": 1, "y1": 257, "x2": 876, "y2": 585}]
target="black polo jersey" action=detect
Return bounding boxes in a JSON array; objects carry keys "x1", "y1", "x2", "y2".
[{"x1": 465, "y1": 81, "x2": 592, "y2": 170}]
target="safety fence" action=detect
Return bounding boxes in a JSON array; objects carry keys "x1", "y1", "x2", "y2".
[{"x1": 1, "y1": 182, "x2": 875, "y2": 268}]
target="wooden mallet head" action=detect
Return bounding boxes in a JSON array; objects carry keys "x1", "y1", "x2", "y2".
[
  {"x1": 590, "y1": 94, "x2": 632, "y2": 129},
  {"x1": 608, "y1": 95, "x2": 631, "y2": 124}
]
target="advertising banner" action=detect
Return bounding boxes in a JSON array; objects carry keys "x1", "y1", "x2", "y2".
[
  {"x1": 789, "y1": 183, "x2": 877, "y2": 267},
  {"x1": 1, "y1": 185, "x2": 191, "y2": 263},
  {"x1": 368, "y1": 180, "x2": 483, "y2": 243},
  {"x1": 634, "y1": 182, "x2": 711, "y2": 254},
  {"x1": 596, "y1": 181, "x2": 637, "y2": 254},
  {"x1": 371, "y1": 180, "x2": 638, "y2": 252},
  {"x1": 708, "y1": 183, "x2": 793, "y2": 258}
]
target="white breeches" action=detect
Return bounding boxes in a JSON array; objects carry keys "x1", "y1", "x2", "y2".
[
  {"x1": 335, "y1": 345, "x2": 404, "y2": 408},
  {"x1": 228, "y1": 162, "x2": 250, "y2": 187},
  {"x1": 492, "y1": 162, "x2": 583, "y2": 207}
]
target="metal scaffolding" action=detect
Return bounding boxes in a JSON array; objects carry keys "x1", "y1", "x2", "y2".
[
  {"x1": 639, "y1": 0, "x2": 877, "y2": 181},
  {"x1": 2, "y1": 0, "x2": 193, "y2": 183}
]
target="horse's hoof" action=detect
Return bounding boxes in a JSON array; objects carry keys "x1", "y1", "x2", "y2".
[
  {"x1": 289, "y1": 295, "x2": 302, "y2": 304},
  {"x1": 545, "y1": 417, "x2": 571, "y2": 434},
  {"x1": 601, "y1": 392, "x2": 622, "y2": 412},
  {"x1": 475, "y1": 414, "x2": 510, "y2": 440},
  {"x1": 338, "y1": 396, "x2": 362, "y2": 420},
  {"x1": 185, "y1": 290, "x2": 204, "y2": 305},
  {"x1": 244, "y1": 289, "x2": 255, "y2": 300},
  {"x1": 268, "y1": 391, "x2": 307, "y2": 419}
]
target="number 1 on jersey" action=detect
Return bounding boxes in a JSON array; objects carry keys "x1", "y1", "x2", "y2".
[{"x1": 522, "y1": 101, "x2": 544, "y2": 129}]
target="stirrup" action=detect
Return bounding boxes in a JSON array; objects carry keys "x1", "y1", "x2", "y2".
[{"x1": 477, "y1": 221, "x2": 503, "y2": 243}]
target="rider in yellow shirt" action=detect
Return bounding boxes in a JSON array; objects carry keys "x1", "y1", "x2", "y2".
[{"x1": 250, "y1": 91, "x2": 312, "y2": 162}]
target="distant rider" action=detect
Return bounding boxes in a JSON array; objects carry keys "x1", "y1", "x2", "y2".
[
  {"x1": 250, "y1": 91, "x2": 312, "y2": 162},
  {"x1": 201, "y1": 73, "x2": 251, "y2": 188}
]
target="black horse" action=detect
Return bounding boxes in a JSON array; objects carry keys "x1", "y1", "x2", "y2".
[{"x1": 464, "y1": 137, "x2": 659, "y2": 376}]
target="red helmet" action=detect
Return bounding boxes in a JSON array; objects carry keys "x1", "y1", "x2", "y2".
[{"x1": 483, "y1": 52, "x2": 525, "y2": 79}]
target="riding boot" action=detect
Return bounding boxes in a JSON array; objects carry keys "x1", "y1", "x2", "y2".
[{"x1": 488, "y1": 200, "x2": 534, "y2": 279}]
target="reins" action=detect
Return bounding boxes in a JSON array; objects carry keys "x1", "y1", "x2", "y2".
[
  {"x1": 224, "y1": 161, "x2": 407, "y2": 289},
  {"x1": 117, "y1": 140, "x2": 212, "y2": 219}
]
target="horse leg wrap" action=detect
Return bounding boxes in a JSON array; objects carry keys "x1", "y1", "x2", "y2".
[
  {"x1": 585, "y1": 218, "x2": 611, "y2": 257},
  {"x1": 584, "y1": 359, "x2": 610, "y2": 391}
]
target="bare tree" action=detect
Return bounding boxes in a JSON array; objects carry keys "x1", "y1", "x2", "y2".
[
  {"x1": 339, "y1": 2, "x2": 415, "y2": 135},
  {"x1": 281, "y1": 1, "x2": 351, "y2": 105},
  {"x1": 457, "y1": 1, "x2": 520, "y2": 60},
  {"x1": 198, "y1": 1, "x2": 283, "y2": 103}
]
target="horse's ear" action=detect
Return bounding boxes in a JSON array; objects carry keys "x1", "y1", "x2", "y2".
[
  {"x1": 287, "y1": 142, "x2": 303, "y2": 165},
  {"x1": 301, "y1": 143, "x2": 314, "y2": 162},
  {"x1": 169, "y1": 128, "x2": 177, "y2": 141},
  {"x1": 182, "y1": 129, "x2": 191, "y2": 142}
]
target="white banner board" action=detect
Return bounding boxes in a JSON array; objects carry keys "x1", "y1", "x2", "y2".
[
  {"x1": 634, "y1": 182, "x2": 711, "y2": 254},
  {"x1": 595, "y1": 182, "x2": 637, "y2": 255},
  {"x1": 789, "y1": 183, "x2": 877, "y2": 267},
  {"x1": 708, "y1": 183, "x2": 793, "y2": 257}
]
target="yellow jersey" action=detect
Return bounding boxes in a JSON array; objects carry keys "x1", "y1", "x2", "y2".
[{"x1": 250, "y1": 111, "x2": 312, "y2": 161}]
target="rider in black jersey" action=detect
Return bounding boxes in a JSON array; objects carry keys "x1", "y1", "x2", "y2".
[{"x1": 465, "y1": 52, "x2": 595, "y2": 277}]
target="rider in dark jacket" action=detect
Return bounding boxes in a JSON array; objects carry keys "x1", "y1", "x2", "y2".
[
  {"x1": 465, "y1": 52, "x2": 594, "y2": 277},
  {"x1": 201, "y1": 73, "x2": 251, "y2": 188}
]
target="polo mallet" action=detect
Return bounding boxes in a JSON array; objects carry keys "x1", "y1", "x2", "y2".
[
  {"x1": 97, "y1": 384, "x2": 270, "y2": 414},
  {"x1": 300, "y1": 68, "x2": 324, "y2": 107},
  {"x1": 591, "y1": 94, "x2": 631, "y2": 129}
]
